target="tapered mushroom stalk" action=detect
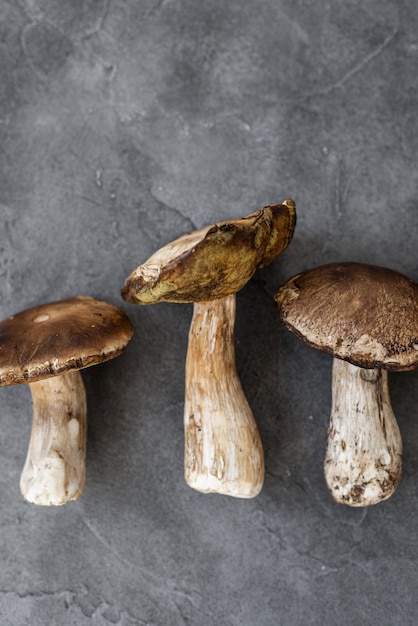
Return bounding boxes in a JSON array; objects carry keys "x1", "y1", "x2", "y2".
[
  {"x1": 276, "y1": 262, "x2": 418, "y2": 506},
  {"x1": 21, "y1": 371, "x2": 87, "y2": 506},
  {"x1": 324, "y1": 359, "x2": 402, "y2": 506},
  {"x1": 185, "y1": 294, "x2": 264, "y2": 497},
  {"x1": 122, "y1": 201, "x2": 296, "y2": 497}
]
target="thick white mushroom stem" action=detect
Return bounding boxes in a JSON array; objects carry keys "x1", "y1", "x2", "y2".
[
  {"x1": 324, "y1": 358, "x2": 402, "y2": 507},
  {"x1": 184, "y1": 293, "x2": 264, "y2": 497},
  {"x1": 20, "y1": 370, "x2": 87, "y2": 506}
]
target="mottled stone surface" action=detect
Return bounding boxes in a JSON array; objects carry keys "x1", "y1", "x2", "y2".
[{"x1": 0, "y1": 1, "x2": 418, "y2": 624}]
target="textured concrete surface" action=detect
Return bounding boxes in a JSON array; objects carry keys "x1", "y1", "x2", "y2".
[{"x1": 1, "y1": 1, "x2": 418, "y2": 624}]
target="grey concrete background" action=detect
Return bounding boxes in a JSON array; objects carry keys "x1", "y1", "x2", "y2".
[{"x1": 1, "y1": 1, "x2": 418, "y2": 624}]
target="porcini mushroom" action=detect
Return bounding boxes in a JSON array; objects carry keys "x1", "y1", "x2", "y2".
[
  {"x1": 275, "y1": 262, "x2": 418, "y2": 506},
  {"x1": 0, "y1": 296, "x2": 133, "y2": 506},
  {"x1": 122, "y1": 201, "x2": 296, "y2": 498}
]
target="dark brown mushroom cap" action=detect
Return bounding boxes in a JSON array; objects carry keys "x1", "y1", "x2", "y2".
[
  {"x1": 275, "y1": 262, "x2": 418, "y2": 371},
  {"x1": 122, "y1": 200, "x2": 296, "y2": 305},
  {"x1": 0, "y1": 296, "x2": 133, "y2": 386}
]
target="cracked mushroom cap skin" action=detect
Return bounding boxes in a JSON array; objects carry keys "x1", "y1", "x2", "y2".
[
  {"x1": 275, "y1": 262, "x2": 418, "y2": 372},
  {"x1": 122, "y1": 201, "x2": 296, "y2": 305},
  {"x1": 0, "y1": 296, "x2": 134, "y2": 386}
]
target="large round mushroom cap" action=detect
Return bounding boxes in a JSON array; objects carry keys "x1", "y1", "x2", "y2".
[
  {"x1": 275, "y1": 262, "x2": 418, "y2": 371},
  {"x1": 122, "y1": 201, "x2": 296, "y2": 305},
  {"x1": 0, "y1": 296, "x2": 133, "y2": 385}
]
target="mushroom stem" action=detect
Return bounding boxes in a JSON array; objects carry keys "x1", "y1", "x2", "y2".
[
  {"x1": 184, "y1": 293, "x2": 264, "y2": 497},
  {"x1": 324, "y1": 358, "x2": 402, "y2": 506},
  {"x1": 20, "y1": 370, "x2": 87, "y2": 506}
]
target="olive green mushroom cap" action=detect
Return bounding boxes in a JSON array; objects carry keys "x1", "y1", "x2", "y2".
[
  {"x1": 122, "y1": 200, "x2": 296, "y2": 305},
  {"x1": 0, "y1": 296, "x2": 134, "y2": 386},
  {"x1": 275, "y1": 262, "x2": 418, "y2": 371}
]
